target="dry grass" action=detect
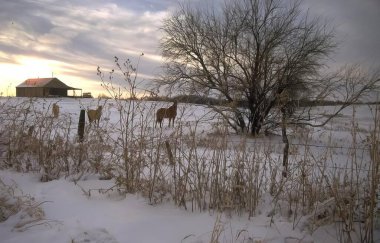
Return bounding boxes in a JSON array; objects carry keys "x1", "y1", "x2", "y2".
[
  {"x1": 0, "y1": 96, "x2": 378, "y2": 242},
  {"x1": 0, "y1": 178, "x2": 48, "y2": 232}
]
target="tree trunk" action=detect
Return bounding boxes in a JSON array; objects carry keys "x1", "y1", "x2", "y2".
[
  {"x1": 249, "y1": 99, "x2": 276, "y2": 136},
  {"x1": 250, "y1": 119, "x2": 262, "y2": 136},
  {"x1": 236, "y1": 111, "x2": 246, "y2": 133}
]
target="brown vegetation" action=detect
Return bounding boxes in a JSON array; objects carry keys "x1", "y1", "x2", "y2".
[{"x1": 0, "y1": 95, "x2": 378, "y2": 242}]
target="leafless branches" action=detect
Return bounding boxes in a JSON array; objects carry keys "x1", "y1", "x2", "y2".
[{"x1": 160, "y1": 0, "x2": 379, "y2": 136}]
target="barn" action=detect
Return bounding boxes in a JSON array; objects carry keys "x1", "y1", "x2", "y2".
[{"x1": 16, "y1": 78, "x2": 82, "y2": 97}]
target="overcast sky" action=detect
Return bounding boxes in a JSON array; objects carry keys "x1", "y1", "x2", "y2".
[{"x1": 0, "y1": 0, "x2": 379, "y2": 97}]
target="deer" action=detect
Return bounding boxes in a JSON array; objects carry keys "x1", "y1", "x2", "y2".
[
  {"x1": 52, "y1": 103, "x2": 59, "y2": 118},
  {"x1": 156, "y1": 101, "x2": 177, "y2": 128},
  {"x1": 87, "y1": 106, "x2": 103, "y2": 125}
]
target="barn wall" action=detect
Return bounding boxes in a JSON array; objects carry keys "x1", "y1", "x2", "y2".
[
  {"x1": 16, "y1": 88, "x2": 44, "y2": 97},
  {"x1": 16, "y1": 88, "x2": 68, "y2": 97}
]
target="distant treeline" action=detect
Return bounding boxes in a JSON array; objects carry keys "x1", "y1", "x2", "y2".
[
  {"x1": 142, "y1": 95, "x2": 226, "y2": 106},
  {"x1": 141, "y1": 95, "x2": 379, "y2": 107}
]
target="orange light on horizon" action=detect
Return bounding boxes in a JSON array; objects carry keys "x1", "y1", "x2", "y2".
[
  {"x1": 0, "y1": 56, "x2": 101, "y2": 97},
  {"x1": 0, "y1": 56, "x2": 154, "y2": 98}
]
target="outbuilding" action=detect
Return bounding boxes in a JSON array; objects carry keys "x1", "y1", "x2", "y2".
[{"x1": 16, "y1": 78, "x2": 82, "y2": 97}]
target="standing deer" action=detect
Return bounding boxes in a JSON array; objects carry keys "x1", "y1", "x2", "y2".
[
  {"x1": 156, "y1": 101, "x2": 177, "y2": 128},
  {"x1": 52, "y1": 103, "x2": 59, "y2": 118},
  {"x1": 87, "y1": 106, "x2": 103, "y2": 125}
]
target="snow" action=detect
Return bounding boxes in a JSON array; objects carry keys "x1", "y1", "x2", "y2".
[
  {"x1": 0, "y1": 97, "x2": 379, "y2": 242},
  {"x1": 0, "y1": 170, "x2": 316, "y2": 243}
]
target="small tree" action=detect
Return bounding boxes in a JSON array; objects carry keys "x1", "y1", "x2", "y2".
[
  {"x1": 97, "y1": 55, "x2": 145, "y2": 192},
  {"x1": 159, "y1": 0, "x2": 379, "y2": 135}
]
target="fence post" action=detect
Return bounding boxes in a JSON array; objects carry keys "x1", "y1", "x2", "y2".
[
  {"x1": 77, "y1": 109, "x2": 85, "y2": 170},
  {"x1": 78, "y1": 109, "x2": 85, "y2": 142},
  {"x1": 165, "y1": 140, "x2": 177, "y2": 204},
  {"x1": 281, "y1": 106, "x2": 289, "y2": 178},
  {"x1": 165, "y1": 140, "x2": 175, "y2": 166}
]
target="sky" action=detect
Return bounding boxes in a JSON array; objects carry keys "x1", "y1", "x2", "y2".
[{"x1": 0, "y1": 0, "x2": 379, "y2": 97}]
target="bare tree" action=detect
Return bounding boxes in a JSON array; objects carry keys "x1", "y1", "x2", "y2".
[{"x1": 159, "y1": 0, "x2": 379, "y2": 135}]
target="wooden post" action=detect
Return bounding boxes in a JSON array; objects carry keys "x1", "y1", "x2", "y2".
[
  {"x1": 78, "y1": 109, "x2": 85, "y2": 142},
  {"x1": 77, "y1": 109, "x2": 85, "y2": 170},
  {"x1": 165, "y1": 140, "x2": 175, "y2": 166},
  {"x1": 165, "y1": 140, "x2": 177, "y2": 204},
  {"x1": 281, "y1": 107, "x2": 289, "y2": 178}
]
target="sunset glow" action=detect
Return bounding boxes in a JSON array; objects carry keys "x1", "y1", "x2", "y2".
[
  {"x1": 0, "y1": 56, "x2": 99, "y2": 96},
  {"x1": 0, "y1": 0, "x2": 169, "y2": 97},
  {"x1": 18, "y1": 57, "x2": 58, "y2": 76},
  {"x1": 0, "y1": 0, "x2": 379, "y2": 98}
]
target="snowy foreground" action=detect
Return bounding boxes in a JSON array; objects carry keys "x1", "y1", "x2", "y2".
[
  {"x1": 0, "y1": 97, "x2": 379, "y2": 242},
  {"x1": 0, "y1": 170, "x2": 329, "y2": 243}
]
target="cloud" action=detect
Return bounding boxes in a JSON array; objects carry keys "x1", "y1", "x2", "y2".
[
  {"x1": 0, "y1": 0, "x2": 379, "y2": 96},
  {"x1": 303, "y1": 0, "x2": 380, "y2": 67},
  {"x1": 0, "y1": 0, "x2": 172, "y2": 95}
]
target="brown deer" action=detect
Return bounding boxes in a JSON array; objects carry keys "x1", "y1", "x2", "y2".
[
  {"x1": 87, "y1": 106, "x2": 103, "y2": 125},
  {"x1": 52, "y1": 103, "x2": 59, "y2": 118},
  {"x1": 156, "y1": 101, "x2": 177, "y2": 128}
]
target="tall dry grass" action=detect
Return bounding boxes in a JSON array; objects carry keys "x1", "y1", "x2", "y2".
[{"x1": 1, "y1": 74, "x2": 379, "y2": 242}]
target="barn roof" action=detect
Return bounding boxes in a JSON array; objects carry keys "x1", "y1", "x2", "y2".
[{"x1": 16, "y1": 78, "x2": 80, "y2": 90}]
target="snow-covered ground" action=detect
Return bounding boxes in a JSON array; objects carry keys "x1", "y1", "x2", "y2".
[
  {"x1": 0, "y1": 170, "x2": 325, "y2": 243},
  {"x1": 0, "y1": 97, "x2": 379, "y2": 242}
]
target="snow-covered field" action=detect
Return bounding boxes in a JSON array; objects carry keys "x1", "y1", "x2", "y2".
[
  {"x1": 0, "y1": 97, "x2": 379, "y2": 243},
  {"x1": 0, "y1": 171, "x2": 318, "y2": 243}
]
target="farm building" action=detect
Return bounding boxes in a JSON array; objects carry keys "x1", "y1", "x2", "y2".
[{"x1": 16, "y1": 78, "x2": 82, "y2": 97}]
